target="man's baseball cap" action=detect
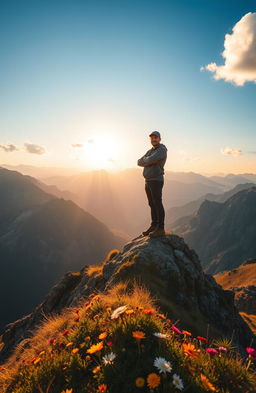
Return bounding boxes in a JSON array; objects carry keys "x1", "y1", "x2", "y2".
[{"x1": 149, "y1": 130, "x2": 161, "y2": 138}]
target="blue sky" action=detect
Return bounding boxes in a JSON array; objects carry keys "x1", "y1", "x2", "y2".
[{"x1": 0, "y1": 0, "x2": 255, "y2": 174}]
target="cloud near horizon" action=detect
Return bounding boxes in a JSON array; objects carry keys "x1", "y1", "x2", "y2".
[
  {"x1": 0, "y1": 143, "x2": 19, "y2": 152},
  {"x1": 201, "y1": 12, "x2": 256, "y2": 86},
  {"x1": 220, "y1": 146, "x2": 242, "y2": 156},
  {"x1": 24, "y1": 142, "x2": 46, "y2": 155}
]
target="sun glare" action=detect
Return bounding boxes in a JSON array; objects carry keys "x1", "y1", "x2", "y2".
[{"x1": 76, "y1": 134, "x2": 120, "y2": 170}]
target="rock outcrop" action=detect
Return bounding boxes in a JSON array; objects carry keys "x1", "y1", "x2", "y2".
[{"x1": 0, "y1": 233, "x2": 253, "y2": 364}]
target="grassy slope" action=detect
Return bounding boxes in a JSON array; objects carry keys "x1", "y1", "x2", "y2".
[{"x1": 0, "y1": 279, "x2": 255, "y2": 393}]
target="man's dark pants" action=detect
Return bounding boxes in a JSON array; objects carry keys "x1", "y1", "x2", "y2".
[{"x1": 145, "y1": 179, "x2": 165, "y2": 229}]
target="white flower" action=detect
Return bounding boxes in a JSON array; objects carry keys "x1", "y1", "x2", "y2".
[
  {"x1": 102, "y1": 352, "x2": 116, "y2": 365},
  {"x1": 172, "y1": 374, "x2": 184, "y2": 390},
  {"x1": 153, "y1": 356, "x2": 172, "y2": 374},
  {"x1": 110, "y1": 305, "x2": 128, "y2": 319},
  {"x1": 153, "y1": 332, "x2": 169, "y2": 339}
]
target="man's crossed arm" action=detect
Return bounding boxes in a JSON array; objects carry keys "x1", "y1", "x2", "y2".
[{"x1": 137, "y1": 146, "x2": 166, "y2": 167}]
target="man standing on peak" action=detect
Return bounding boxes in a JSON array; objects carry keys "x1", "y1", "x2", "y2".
[{"x1": 137, "y1": 131, "x2": 168, "y2": 237}]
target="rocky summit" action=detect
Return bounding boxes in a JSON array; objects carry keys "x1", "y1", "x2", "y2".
[{"x1": 1, "y1": 233, "x2": 252, "y2": 364}]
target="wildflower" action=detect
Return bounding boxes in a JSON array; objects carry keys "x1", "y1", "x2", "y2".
[
  {"x1": 33, "y1": 357, "x2": 42, "y2": 365},
  {"x1": 72, "y1": 348, "x2": 79, "y2": 354},
  {"x1": 93, "y1": 365, "x2": 101, "y2": 374},
  {"x1": 147, "y1": 373, "x2": 161, "y2": 388},
  {"x1": 39, "y1": 351, "x2": 45, "y2": 356},
  {"x1": 66, "y1": 342, "x2": 73, "y2": 348},
  {"x1": 98, "y1": 384, "x2": 107, "y2": 392},
  {"x1": 85, "y1": 355, "x2": 91, "y2": 361},
  {"x1": 144, "y1": 308, "x2": 154, "y2": 314},
  {"x1": 61, "y1": 389, "x2": 73, "y2": 393},
  {"x1": 246, "y1": 347, "x2": 256, "y2": 358},
  {"x1": 154, "y1": 357, "x2": 172, "y2": 374},
  {"x1": 106, "y1": 341, "x2": 113, "y2": 346},
  {"x1": 197, "y1": 336, "x2": 207, "y2": 342},
  {"x1": 206, "y1": 348, "x2": 218, "y2": 356},
  {"x1": 62, "y1": 329, "x2": 70, "y2": 336},
  {"x1": 153, "y1": 332, "x2": 169, "y2": 339},
  {"x1": 87, "y1": 341, "x2": 104, "y2": 354},
  {"x1": 48, "y1": 338, "x2": 56, "y2": 344},
  {"x1": 182, "y1": 330, "x2": 192, "y2": 336},
  {"x1": 74, "y1": 316, "x2": 80, "y2": 322},
  {"x1": 200, "y1": 374, "x2": 217, "y2": 391},
  {"x1": 99, "y1": 332, "x2": 107, "y2": 340},
  {"x1": 125, "y1": 309, "x2": 134, "y2": 314},
  {"x1": 111, "y1": 305, "x2": 128, "y2": 319},
  {"x1": 84, "y1": 301, "x2": 90, "y2": 306},
  {"x1": 135, "y1": 377, "x2": 145, "y2": 387},
  {"x1": 171, "y1": 325, "x2": 182, "y2": 334},
  {"x1": 218, "y1": 346, "x2": 227, "y2": 352},
  {"x1": 73, "y1": 308, "x2": 79, "y2": 314},
  {"x1": 132, "y1": 331, "x2": 145, "y2": 340},
  {"x1": 89, "y1": 293, "x2": 95, "y2": 298},
  {"x1": 102, "y1": 352, "x2": 116, "y2": 365},
  {"x1": 182, "y1": 343, "x2": 200, "y2": 358},
  {"x1": 157, "y1": 313, "x2": 166, "y2": 319},
  {"x1": 172, "y1": 374, "x2": 184, "y2": 390}
]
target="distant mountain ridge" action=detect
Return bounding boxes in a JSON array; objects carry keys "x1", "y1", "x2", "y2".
[
  {"x1": 171, "y1": 186, "x2": 256, "y2": 274},
  {"x1": 0, "y1": 167, "x2": 126, "y2": 332}
]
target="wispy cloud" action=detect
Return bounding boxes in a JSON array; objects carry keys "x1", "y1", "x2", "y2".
[
  {"x1": 220, "y1": 146, "x2": 242, "y2": 156},
  {"x1": 201, "y1": 12, "x2": 256, "y2": 86},
  {"x1": 24, "y1": 142, "x2": 46, "y2": 155},
  {"x1": 0, "y1": 143, "x2": 19, "y2": 152}
]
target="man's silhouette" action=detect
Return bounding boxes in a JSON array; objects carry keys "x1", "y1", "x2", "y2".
[{"x1": 137, "y1": 131, "x2": 168, "y2": 237}]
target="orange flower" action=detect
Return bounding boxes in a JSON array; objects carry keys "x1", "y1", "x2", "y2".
[
  {"x1": 182, "y1": 343, "x2": 200, "y2": 358},
  {"x1": 200, "y1": 374, "x2": 217, "y2": 391},
  {"x1": 93, "y1": 365, "x2": 101, "y2": 374},
  {"x1": 98, "y1": 384, "x2": 107, "y2": 392},
  {"x1": 147, "y1": 373, "x2": 161, "y2": 389},
  {"x1": 61, "y1": 389, "x2": 73, "y2": 393},
  {"x1": 99, "y1": 332, "x2": 107, "y2": 339},
  {"x1": 135, "y1": 377, "x2": 145, "y2": 387},
  {"x1": 182, "y1": 330, "x2": 192, "y2": 336},
  {"x1": 87, "y1": 341, "x2": 104, "y2": 354},
  {"x1": 72, "y1": 348, "x2": 79, "y2": 354},
  {"x1": 143, "y1": 308, "x2": 154, "y2": 314},
  {"x1": 132, "y1": 331, "x2": 145, "y2": 340},
  {"x1": 66, "y1": 342, "x2": 73, "y2": 348},
  {"x1": 157, "y1": 313, "x2": 166, "y2": 319},
  {"x1": 33, "y1": 357, "x2": 42, "y2": 365}
]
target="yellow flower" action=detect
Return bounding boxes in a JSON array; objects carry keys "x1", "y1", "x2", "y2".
[
  {"x1": 33, "y1": 357, "x2": 42, "y2": 365},
  {"x1": 98, "y1": 384, "x2": 107, "y2": 392},
  {"x1": 125, "y1": 309, "x2": 134, "y2": 314},
  {"x1": 93, "y1": 365, "x2": 101, "y2": 374},
  {"x1": 135, "y1": 377, "x2": 145, "y2": 387},
  {"x1": 147, "y1": 373, "x2": 161, "y2": 389},
  {"x1": 99, "y1": 332, "x2": 107, "y2": 340},
  {"x1": 38, "y1": 351, "x2": 45, "y2": 356},
  {"x1": 200, "y1": 374, "x2": 217, "y2": 391},
  {"x1": 132, "y1": 331, "x2": 145, "y2": 340},
  {"x1": 66, "y1": 342, "x2": 73, "y2": 348},
  {"x1": 182, "y1": 342, "x2": 200, "y2": 358},
  {"x1": 87, "y1": 341, "x2": 104, "y2": 354},
  {"x1": 72, "y1": 348, "x2": 79, "y2": 354}
]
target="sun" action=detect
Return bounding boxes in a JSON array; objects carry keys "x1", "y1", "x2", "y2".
[{"x1": 77, "y1": 134, "x2": 120, "y2": 170}]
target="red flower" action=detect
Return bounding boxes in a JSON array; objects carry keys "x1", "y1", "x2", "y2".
[
  {"x1": 106, "y1": 341, "x2": 113, "y2": 346},
  {"x1": 48, "y1": 338, "x2": 56, "y2": 344},
  {"x1": 74, "y1": 308, "x2": 79, "y2": 314},
  {"x1": 197, "y1": 336, "x2": 208, "y2": 342},
  {"x1": 74, "y1": 316, "x2": 80, "y2": 322},
  {"x1": 206, "y1": 348, "x2": 218, "y2": 355},
  {"x1": 62, "y1": 329, "x2": 70, "y2": 336}
]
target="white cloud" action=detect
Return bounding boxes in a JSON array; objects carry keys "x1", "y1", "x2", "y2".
[
  {"x1": 24, "y1": 142, "x2": 46, "y2": 155},
  {"x1": 220, "y1": 146, "x2": 242, "y2": 156},
  {"x1": 201, "y1": 12, "x2": 256, "y2": 86},
  {"x1": 0, "y1": 143, "x2": 19, "y2": 152}
]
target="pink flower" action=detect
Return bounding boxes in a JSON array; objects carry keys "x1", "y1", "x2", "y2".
[
  {"x1": 197, "y1": 336, "x2": 207, "y2": 343},
  {"x1": 206, "y1": 348, "x2": 218, "y2": 355},
  {"x1": 171, "y1": 325, "x2": 182, "y2": 334},
  {"x1": 218, "y1": 346, "x2": 227, "y2": 352},
  {"x1": 246, "y1": 347, "x2": 256, "y2": 358}
]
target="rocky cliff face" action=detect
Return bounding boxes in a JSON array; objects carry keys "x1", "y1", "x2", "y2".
[{"x1": 0, "y1": 233, "x2": 253, "y2": 364}]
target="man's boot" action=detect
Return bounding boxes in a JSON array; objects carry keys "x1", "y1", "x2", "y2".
[
  {"x1": 142, "y1": 224, "x2": 157, "y2": 236},
  {"x1": 149, "y1": 226, "x2": 166, "y2": 237}
]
